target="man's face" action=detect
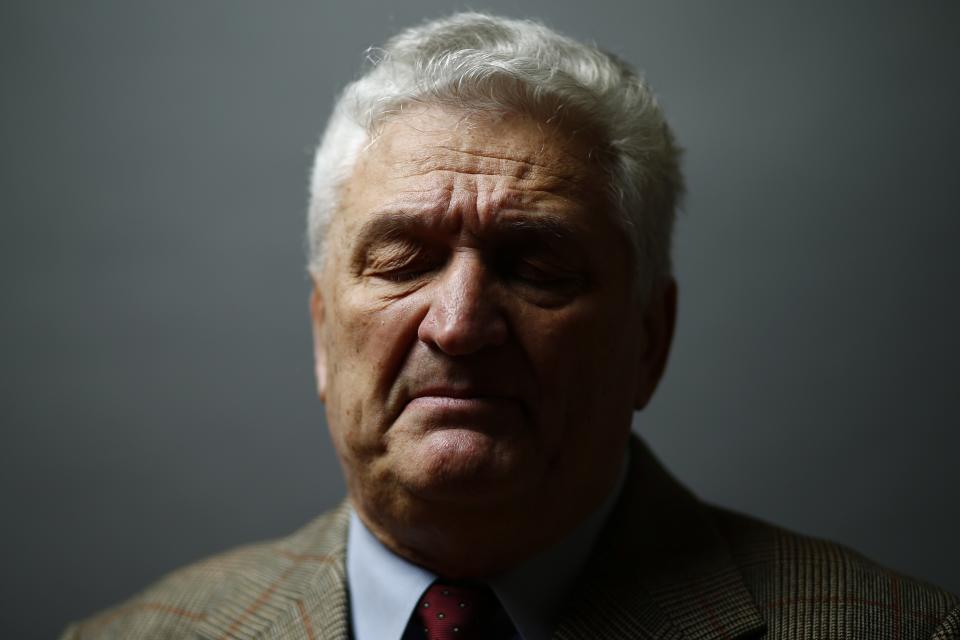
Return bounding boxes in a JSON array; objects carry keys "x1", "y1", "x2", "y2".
[{"x1": 312, "y1": 106, "x2": 662, "y2": 538}]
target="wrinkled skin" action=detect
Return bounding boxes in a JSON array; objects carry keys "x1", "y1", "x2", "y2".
[{"x1": 310, "y1": 106, "x2": 675, "y2": 577}]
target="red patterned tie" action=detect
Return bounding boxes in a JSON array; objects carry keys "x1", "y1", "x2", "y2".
[{"x1": 415, "y1": 581, "x2": 501, "y2": 640}]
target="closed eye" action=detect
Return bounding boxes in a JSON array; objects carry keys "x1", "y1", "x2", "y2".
[
  {"x1": 362, "y1": 240, "x2": 446, "y2": 283},
  {"x1": 499, "y1": 256, "x2": 585, "y2": 293},
  {"x1": 378, "y1": 264, "x2": 439, "y2": 282}
]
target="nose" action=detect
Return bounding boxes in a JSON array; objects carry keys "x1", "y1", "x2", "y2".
[{"x1": 417, "y1": 251, "x2": 508, "y2": 355}]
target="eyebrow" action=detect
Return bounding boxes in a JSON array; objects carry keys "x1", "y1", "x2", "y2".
[{"x1": 352, "y1": 208, "x2": 582, "y2": 251}]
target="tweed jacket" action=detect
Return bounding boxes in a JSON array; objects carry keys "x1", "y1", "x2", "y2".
[{"x1": 62, "y1": 438, "x2": 959, "y2": 639}]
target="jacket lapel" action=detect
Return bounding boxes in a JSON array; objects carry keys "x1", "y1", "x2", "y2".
[
  {"x1": 554, "y1": 437, "x2": 766, "y2": 640},
  {"x1": 197, "y1": 503, "x2": 352, "y2": 640}
]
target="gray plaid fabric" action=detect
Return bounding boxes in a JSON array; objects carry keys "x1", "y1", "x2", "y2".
[{"x1": 62, "y1": 438, "x2": 959, "y2": 639}]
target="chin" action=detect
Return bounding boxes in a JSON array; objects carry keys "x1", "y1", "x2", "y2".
[{"x1": 396, "y1": 428, "x2": 538, "y2": 501}]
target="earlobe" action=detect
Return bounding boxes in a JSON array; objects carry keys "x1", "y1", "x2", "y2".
[
  {"x1": 310, "y1": 286, "x2": 328, "y2": 402},
  {"x1": 634, "y1": 278, "x2": 678, "y2": 410}
]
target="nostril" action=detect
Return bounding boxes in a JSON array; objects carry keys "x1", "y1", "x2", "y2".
[{"x1": 418, "y1": 299, "x2": 507, "y2": 356}]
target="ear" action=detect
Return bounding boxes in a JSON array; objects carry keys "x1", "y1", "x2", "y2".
[
  {"x1": 634, "y1": 277, "x2": 678, "y2": 410},
  {"x1": 309, "y1": 282, "x2": 328, "y2": 402}
]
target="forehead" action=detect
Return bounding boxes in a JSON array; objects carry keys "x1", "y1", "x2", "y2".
[
  {"x1": 372, "y1": 108, "x2": 595, "y2": 181},
  {"x1": 334, "y1": 106, "x2": 611, "y2": 233}
]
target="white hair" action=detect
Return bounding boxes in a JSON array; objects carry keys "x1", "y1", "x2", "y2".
[{"x1": 307, "y1": 12, "x2": 683, "y2": 296}]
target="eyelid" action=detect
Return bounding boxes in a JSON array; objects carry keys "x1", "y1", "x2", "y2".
[
  {"x1": 505, "y1": 255, "x2": 587, "y2": 290},
  {"x1": 513, "y1": 259, "x2": 561, "y2": 279},
  {"x1": 361, "y1": 239, "x2": 446, "y2": 281}
]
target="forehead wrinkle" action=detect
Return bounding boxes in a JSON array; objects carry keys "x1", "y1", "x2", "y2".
[
  {"x1": 383, "y1": 178, "x2": 589, "y2": 228},
  {"x1": 390, "y1": 184, "x2": 573, "y2": 203},
  {"x1": 398, "y1": 144, "x2": 584, "y2": 185},
  {"x1": 386, "y1": 162, "x2": 596, "y2": 215},
  {"x1": 429, "y1": 143, "x2": 583, "y2": 181},
  {"x1": 341, "y1": 108, "x2": 614, "y2": 251},
  {"x1": 353, "y1": 178, "x2": 591, "y2": 238}
]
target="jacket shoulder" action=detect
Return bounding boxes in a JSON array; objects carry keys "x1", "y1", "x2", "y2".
[
  {"x1": 60, "y1": 504, "x2": 350, "y2": 640},
  {"x1": 707, "y1": 505, "x2": 960, "y2": 640}
]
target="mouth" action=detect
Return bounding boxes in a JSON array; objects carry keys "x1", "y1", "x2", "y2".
[
  {"x1": 403, "y1": 386, "x2": 526, "y2": 425},
  {"x1": 412, "y1": 385, "x2": 499, "y2": 399},
  {"x1": 407, "y1": 395, "x2": 513, "y2": 409},
  {"x1": 409, "y1": 384, "x2": 516, "y2": 403}
]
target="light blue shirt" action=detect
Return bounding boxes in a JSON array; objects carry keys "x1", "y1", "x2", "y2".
[{"x1": 346, "y1": 454, "x2": 627, "y2": 640}]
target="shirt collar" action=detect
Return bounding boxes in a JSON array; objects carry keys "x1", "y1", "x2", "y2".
[
  {"x1": 347, "y1": 449, "x2": 628, "y2": 640},
  {"x1": 347, "y1": 509, "x2": 435, "y2": 640}
]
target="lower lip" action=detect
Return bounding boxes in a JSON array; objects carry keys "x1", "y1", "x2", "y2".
[
  {"x1": 401, "y1": 396, "x2": 526, "y2": 434},
  {"x1": 405, "y1": 396, "x2": 527, "y2": 423}
]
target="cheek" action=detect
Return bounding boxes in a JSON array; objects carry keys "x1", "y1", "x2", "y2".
[
  {"x1": 514, "y1": 305, "x2": 596, "y2": 413},
  {"x1": 517, "y1": 298, "x2": 638, "y2": 434},
  {"x1": 323, "y1": 288, "x2": 426, "y2": 433}
]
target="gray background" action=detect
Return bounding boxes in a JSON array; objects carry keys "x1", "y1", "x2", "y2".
[{"x1": 3, "y1": 2, "x2": 958, "y2": 638}]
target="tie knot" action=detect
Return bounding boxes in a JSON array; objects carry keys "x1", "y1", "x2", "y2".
[{"x1": 415, "y1": 581, "x2": 498, "y2": 640}]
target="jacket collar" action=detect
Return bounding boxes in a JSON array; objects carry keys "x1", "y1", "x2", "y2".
[
  {"x1": 197, "y1": 502, "x2": 352, "y2": 640},
  {"x1": 553, "y1": 436, "x2": 766, "y2": 639}
]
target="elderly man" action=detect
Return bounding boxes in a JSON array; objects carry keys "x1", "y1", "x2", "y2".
[{"x1": 64, "y1": 13, "x2": 957, "y2": 640}]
